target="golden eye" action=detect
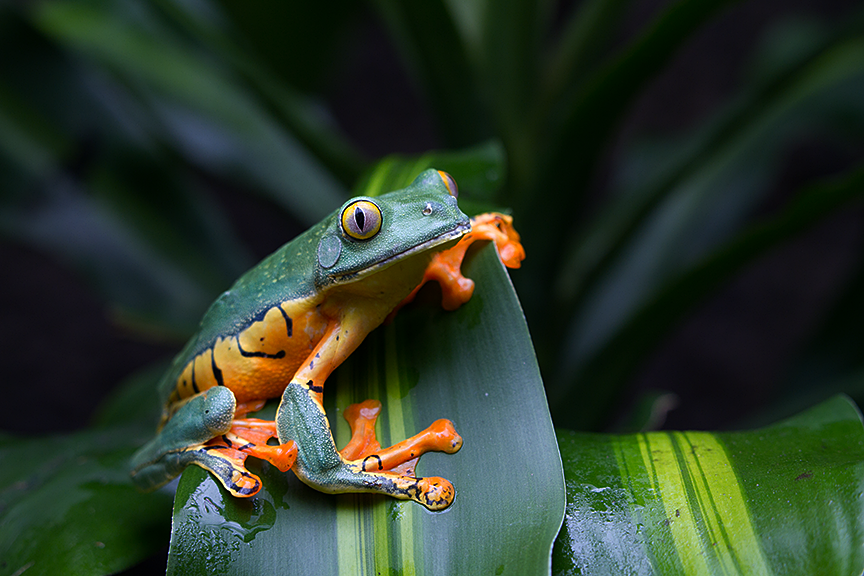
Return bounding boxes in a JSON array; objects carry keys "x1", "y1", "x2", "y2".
[
  {"x1": 341, "y1": 200, "x2": 382, "y2": 240},
  {"x1": 437, "y1": 170, "x2": 458, "y2": 198}
]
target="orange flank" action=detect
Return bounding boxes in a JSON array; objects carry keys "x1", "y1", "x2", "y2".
[{"x1": 171, "y1": 300, "x2": 330, "y2": 405}]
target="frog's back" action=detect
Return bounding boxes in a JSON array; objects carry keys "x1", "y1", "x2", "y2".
[{"x1": 157, "y1": 224, "x2": 330, "y2": 410}]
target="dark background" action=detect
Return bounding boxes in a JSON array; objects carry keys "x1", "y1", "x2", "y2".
[{"x1": 2, "y1": 0, "x2": 863, "y2": 436}]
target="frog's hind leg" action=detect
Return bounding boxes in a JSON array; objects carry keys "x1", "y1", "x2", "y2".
[
  {"x1": 130, "y1": 386, "x2": 296, "y2": 498},
  {"x1": 193, "y1": 423, "x2": 298, "y2": 497},
  {"x1": 222, "y1": 419, "x2": 299, "y2": 474},
  {"x1": 277, "y1": 382, "x2": 463, "y2": 510}
]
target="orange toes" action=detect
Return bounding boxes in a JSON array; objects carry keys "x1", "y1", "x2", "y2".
[
  {"x1": 416, "y1": 476, "x2": 456, "y2": 510},
  {"x1": 425, "y1": 419, "x2": 463, "y2": 453},
  {"x1": 246, "y1": 440, "x2": 298, "y2": 472},
  {"x1": 341, "y1": 400, "x2": 383, "y2": 460}
]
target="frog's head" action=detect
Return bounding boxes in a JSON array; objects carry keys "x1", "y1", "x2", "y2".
[{"x1": 315, "y1": 169, "x2": 470, "y2": 285}]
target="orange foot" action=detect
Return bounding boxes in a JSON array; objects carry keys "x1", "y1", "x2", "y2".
[
  {"x1": 340, "y1": 399, "x2": 462, "y2": 480},
  {"x1": 202, "y1": 418, "x2": 298, "y2": 497}
]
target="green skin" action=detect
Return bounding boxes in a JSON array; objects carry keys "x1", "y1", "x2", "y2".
[{"x1": 131, "y1": 169, "x2": 470, "y2": 509}]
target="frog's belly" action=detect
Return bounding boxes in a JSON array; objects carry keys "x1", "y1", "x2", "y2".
[{"x1": 170, "y1": 303, "x2": 330, "y2": 405}]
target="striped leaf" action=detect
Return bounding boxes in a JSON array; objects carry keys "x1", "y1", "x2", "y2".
[
  {"x1": 167, "y1": 245, "x2": 566, "y2": 575},
  {"x1": 553, "y1": 395, "x2": 864, "y2": 575}
]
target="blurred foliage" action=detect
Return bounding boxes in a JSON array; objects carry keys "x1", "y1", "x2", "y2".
[
  {"x1": 1, "y1": 0, "x2": 864, "y2": 573},
  {"x1": 2, "y1": 0, "x2": 863, "y2": 428}
]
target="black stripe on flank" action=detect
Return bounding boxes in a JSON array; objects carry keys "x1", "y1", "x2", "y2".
[
  {"x1": 236, "y1": 337, "x2": 286, "y2": 359},
  {"x1": 278, "y1": 306, "x2": 293, "y2": 338},
  {"x1": 211, "y1": 349, "x2": 225, "y2": 387},
  {"x1": 249, "y1": 305, "x2": 292, "y2": 339},
  {"x1": 191, "y1": 362, "x2": 200, "y2": 394},
  {"x1": 250, "y1": 307, "x2": 270, "y2": 324}
]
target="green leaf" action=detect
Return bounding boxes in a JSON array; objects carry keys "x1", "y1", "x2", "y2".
[
  {"x1": 31, "y1": 0, "x2": 347, "y2": 224},
  {"x1": 552, "y1": 162, "x2": 864, "y2": 429},
  {"x1": 353, "y1": 141, "x2": 507, "y2": 214},
  {"x1": 0, "y1": 173, "x2": 236, "y2": 338},
  {"x1": 155, "y1": 0, "x2": 366, "y2": 184},
  {"x1": 557, "y1": 23, "x2": 864, "y2": 311},
  {"x1": 0, "y1": 371, "x2": 173, "y2": 576},
  {"x1": 540, "y1": 0, "x2": 633, "y2": 107},
  {"x1": 552, "y1": 395, "x2": 864, "y2": 575},
  {"x1": 372, "y1": 0, "x2": 491, "y2": 146},
  {"x1": 167, "y1": 246, "x2": 566, "y2": 575},
  {"x1": 513, "y1": 0, "x2": 742, "y2": 340}
]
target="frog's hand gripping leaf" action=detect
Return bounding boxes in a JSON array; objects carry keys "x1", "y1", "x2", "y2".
[
  {"x1": 130, "y1": 169, "x2": 524, "y2": 511},
  {"x1": 398, "y1": 211, "x2": 525, "y2": 312}
]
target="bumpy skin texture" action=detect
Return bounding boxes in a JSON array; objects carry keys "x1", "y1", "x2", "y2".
[{"x1": 130, "y1": 169, "x2": 524, "y2": 511}]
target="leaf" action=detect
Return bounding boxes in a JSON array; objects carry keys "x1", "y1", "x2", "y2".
[
  {"x1": 31, "y1": 0, "x2": 347, "y2": 224},
  {"x1": 372, "y1": 0, "x2": 491, "y2": 146},
  {"x1": 552, "y1": 162, "x2": 864, "y2": 429},
  {"x1": 156, "y1": 0, "x2": 366, "y2": 184},
  {"x1": 167, "y1": 246, "x2": 566, "y2": 575},
  {"x1": 473, "y1": 0, "x2": 550, "y2": 142},
  {"x1": 0, "y1": 371, "x2": 173, "y2": 576},
  {"x1": 540, "y1": 0, "x2": 633, "y2": 106},
  {"x1": 552, "y1": 395, "x2": 864, "y2": 576},
  {"x1": 519, "y1": 0, "x2": 738, "y2": 206},
  {"x1": 353, "y1": 141, "x2": 507, "y2": 214},
  {"x1": 512, "y1": 0, "x2": 743, "y2": 343},
  {"x1": 557, "y1": 22, "x2": 864, "y2": 311},
  {"x1": 547, "y1": 15, "x2": 864, "y2": 429},
  {"x1": 0, "y1": 175, "x2": 234, "y2": 338}
]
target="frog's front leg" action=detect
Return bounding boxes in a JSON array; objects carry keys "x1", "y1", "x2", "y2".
[
  {"x1": 340, "y1": 399, "x2": 462, "y2": 479},
  {"x1": 277, "y1": 383, "x2": 462, "y2": 510},
  {"x1": 394, "y1": 212, "x2": 526, "y2": 314},
  {"x1": 130, "y1": 386, "x2": 297, "y2": 497}
]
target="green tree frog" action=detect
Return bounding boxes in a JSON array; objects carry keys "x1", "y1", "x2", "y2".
[{"x1": 130, "y1": 169, "x2": 524, "y2": 511}]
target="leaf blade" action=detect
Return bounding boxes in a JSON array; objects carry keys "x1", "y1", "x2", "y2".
[
  {"x1": 167, "y1": 246, "x2": 565, "y2": 575},
  {"x1": 553, "y1": 395, "x2": 864, "y2": 575}
]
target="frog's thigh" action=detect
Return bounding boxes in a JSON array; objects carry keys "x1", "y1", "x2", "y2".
[
  {"x1": 277, "y1": 382, "x2": 459, "y2": 510},
  {"x1": 131, "y1": 386, "x2": 257, "y2": 494}
]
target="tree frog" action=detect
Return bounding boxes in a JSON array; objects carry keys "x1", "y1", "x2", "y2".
[{"x1": 130, "y1": 169, "x2": 524, "y2": 511}]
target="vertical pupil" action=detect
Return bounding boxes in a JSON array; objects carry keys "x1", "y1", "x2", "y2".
[{"x1": 354, "y1": 206, "x2": 366, "y2": 231}]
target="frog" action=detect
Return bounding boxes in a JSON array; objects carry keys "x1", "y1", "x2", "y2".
[{"x1": 130, "y1": 169, "x2": 524, "y2": 511}]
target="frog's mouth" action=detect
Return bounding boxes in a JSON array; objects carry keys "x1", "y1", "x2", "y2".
[{"x1": 334, "y1": 221, "x2": 470, "y2": 284}]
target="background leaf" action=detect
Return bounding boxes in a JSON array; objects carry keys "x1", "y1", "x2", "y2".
[
  {"x1": 552, "y1": 395, "x2": 864, "y2": 575},
  {"x1": 0, "y1": 369, "x2": 172, "y2": 576}
]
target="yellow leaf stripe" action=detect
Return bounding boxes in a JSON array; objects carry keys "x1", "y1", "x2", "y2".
[
  {"x1": 615, "y1": 431, "x2": 772, "y2": 575},
  {"x1": 333, "y1": 324, "x2": 420, "y2": 575}
]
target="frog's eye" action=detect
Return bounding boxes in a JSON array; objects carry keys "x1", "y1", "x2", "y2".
[
  {"x1": 437, "y1": 170, "x2": 458, "y2": 198},
  {"x1": 341, "y1": 200, "x2": 382, "y2": 240}
]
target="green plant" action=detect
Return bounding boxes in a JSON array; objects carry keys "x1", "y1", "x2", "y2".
[{"x1": 1, "y1": 1, "x2": 863, "y2": 574}]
